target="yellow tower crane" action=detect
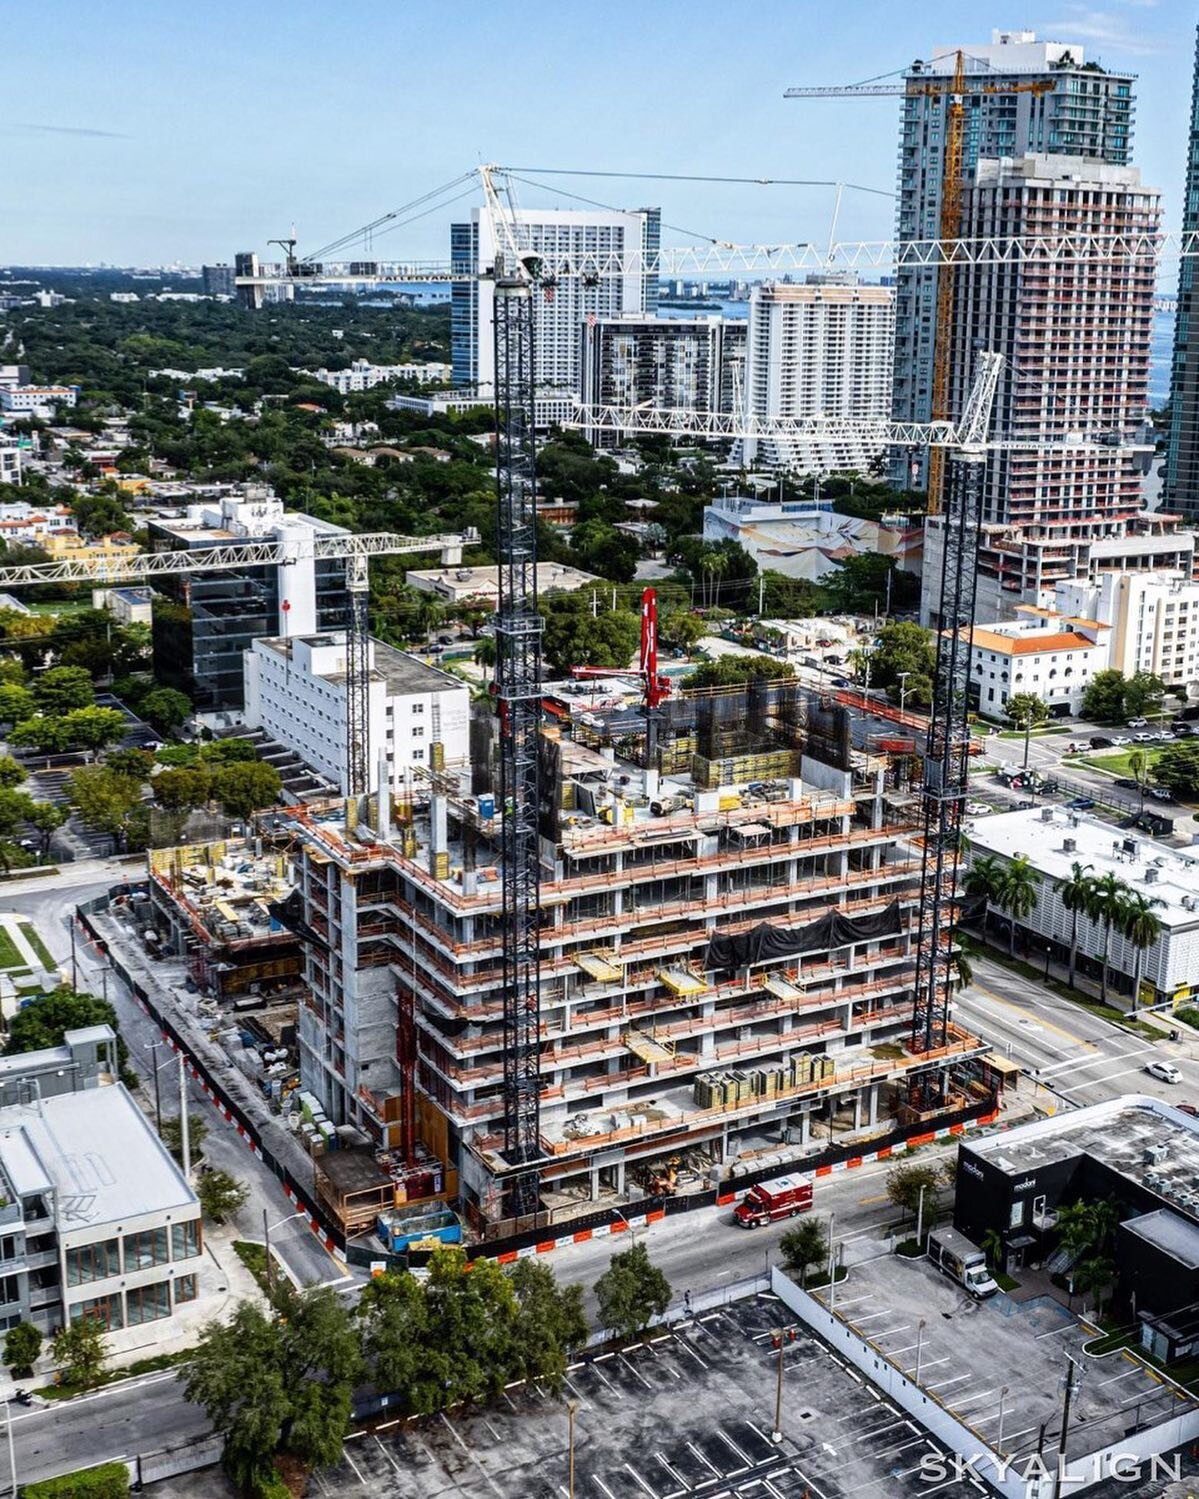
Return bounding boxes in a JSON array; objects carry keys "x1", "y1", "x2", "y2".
[{"x1": 786, "y1": 52, "x2": 1054, "y2": 512}]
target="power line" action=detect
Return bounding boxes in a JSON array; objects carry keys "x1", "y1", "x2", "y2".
[{"x1": 504, "y1": 166, "x2": 894, "y2": 200}]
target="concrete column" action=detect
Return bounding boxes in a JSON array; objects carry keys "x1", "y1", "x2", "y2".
[
  {"x1": 853, "y1": 1090, "x2": 863, "y2": 1130},
  {"x1": 868, "y1": 1082, "x2": 880, "y2": 1125}
]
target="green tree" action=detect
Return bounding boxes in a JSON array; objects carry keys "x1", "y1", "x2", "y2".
[
  {"x1": 196, "y1": 1167, "x2": 249, "y2": 1224},
  {"x1": 824, "y1": 554, "x2": 899, "y2": 613},
  {"x1": 1056, "y1": 861, "x2": 1097, "y2": 990},
  {"x1": 658, "y1": 609, "x2": 707, "y2": 653},
  {"x1": 1091, "y1": 871, "x2": 1132, "y2": 1006},
  {"x1": 885, "y1": 1162, "x2": 941, "y2": 1226},
  {"x1": 4, "y1": 1319, "x2": 42, "y2": 1378},
  {"x1": 1081, "y1": 669, "x2": 1127, "y2": 723},
  {"x1": 980, "y1": 1228, "x2": 1005, "y2": 1273},
  {"x1": 423, "y1": 1249, "x2": 520, "y2": 1407},
  {"x1": 472, "y1": 636, "x2": 496, "y2": 670},
  {"x1": 0, "y1": 684, "x2": 35, "y2": 725},
  {"x1": 152, "y1": 766, "x2": 212, "y2": 813},
  {"x1": 0, "y1": 756, "x2": 24, "y2": 790},
  {"x1": 1124, "y1": 670, "x2": 1166, "y2": 721},
  {"x1": 52, "y1": 1314, "x2": 107, "y2": 1390},
  {"x1": 507, "y1": 1258, "x2": 588, "y2": 1391},
  {"x1": 28, "y1": 800, "x2": 66, "y2": 857},
  {"x1": 997, "y1": 853, "x2": 1039, "y2": 959},
  {"x1": 8, "y1": 715, "x2": 73, "y2": 754},
  {"x1": 854, "y1": 622, "x2": 936, "y2": 708},
  {"x1": 570, "y1": 519, "x2": 639, "y2": 583},
  {"x1": 61, "y1": 706, "x2": 128, "y2": 756},
  {"x1": 964, "y1": 853, "x2": 1007, "y2": 941},
  {"x1": 1122, "y1": 890, "x2": 1164, "y2": 1006},
  {"x1": 356, "y1": 1270, "x2": 447, "y2": 1414},
  {"x1": 1128, "y1": 747, "x2": 1151, "y2": 816},
  {"x1": 779, "y1": 1215, "x2": 828, "y2": 1287},
  {"x1": 70, "y1": 491, "x2": 134, "y2": 538},
  {"x1": 67, "y1": 765, "x2": 144, "y2": 836},
  {"x1": 1006, "y1": 692, "x2": 1048, "y2": 757},
  {"x1": 183, "y1": 1288, "x2": 362, "y2": 1492},
  {"x1": 594, "y1": 1240, "x2": 671, "y2": 1341},
  {"x1": 6, "y1": 986, "x2": 128, "y2": 1064},
  {"x1": 211, "y1": 760, "x2": 282, "y2": 818},
  {"x1": 140, "y1": 686, "x2": 192, "y2": 733},
  {"x1": 34, "y1": 665, "x2": 95, "y2": 715},
  {"x1": 541, "y1": 594, "x2": 641, "y2": 675},
  {"x1": 683, "y1": 654, "x2": 795, "y2": 690},
  {"x1": 1151, "y1": 740, "x2": 1199, "y2": 800},
  {"x1": 160, "y1": 1113, "x2": 209, "y2": 1165}
]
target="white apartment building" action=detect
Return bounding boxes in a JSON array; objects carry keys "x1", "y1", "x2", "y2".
[
  {"x1": 738, "y1": 279, "x2": 894, "y2": 474},
  {"x1": 0, "y1": 386, "x2": 78, "y2": 419},
  {"x1": 243, "y1": 633, "x2": 470, "y2": 795},
  {"x1": 0, "y1": 501, "x2": 75, "y2": 544},
  {"x1": 1055, "y1": 571, "x2": 1199, "y2": 689},
  {"x1": 0, "y1": 438, "x2": 21, "y2": 487},
  {"x1": 959, "y1": 615, "x2": 1109, "y2": 718},
  {"x1": 450, "y1": 206, "x2": 661, "y2": 397},
  {"x1": 305, "y1": 360, "x2": 452, "y2": 394}
]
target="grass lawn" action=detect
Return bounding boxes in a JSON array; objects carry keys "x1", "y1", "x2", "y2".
[
  {"x1": 1080, "y1": 747, "x2": 1165, "y2": 779},
  {"x1": 19, "y1": 923, "x2": 56, "y2": 972},
  {"x1": 234, "y1": 1239, "x2": 272, "y2": 1297},
  {"x1": 35, "y1": 1347, "x2": 191, "y2": 1401},
  {"x1": 24, "y1": 601, "x2": 94, "y2": 618},
  {"x1": 0, "y1": 926, "x2": 28, "y2": 972}
]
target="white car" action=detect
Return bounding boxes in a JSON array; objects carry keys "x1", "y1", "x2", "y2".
[
  {"x1": 1146, "y1": 1060, "x2": 1182, "y2": 1085},
  {"x1": 965, "y1": 801, "x2": 992, "y2": 816},
  {"x1": 1133, "y1": 732, "x2": 1155, "y2": 743},
  {"x1": 1111, "y1": 735, "x2": 1131, "y2": 746}
]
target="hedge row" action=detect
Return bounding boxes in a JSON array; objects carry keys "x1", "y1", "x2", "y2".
[{"x1": 22, "y1": 1462, "x2": 129, "y2": 1499}]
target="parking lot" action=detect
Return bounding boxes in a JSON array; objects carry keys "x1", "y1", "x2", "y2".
[
  {"x1": 312, "y1": 1293, "x2": 986, "y2": 1498},
  {"x1": 813, "y1": 1256, "x2": 1195, "y2": 1466}
]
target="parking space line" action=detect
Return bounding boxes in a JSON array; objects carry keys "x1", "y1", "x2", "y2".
[
  {"x1": 595, "y1": 1478, "x2": 619, "y2": 1499},
  {"x1": 440, "y1": 1410, "x2": 506, "y2": 1498},
  {"x1": 619, "y1": 1351, "x2": 655, "y2": 1390},
  {"x1": 342, "y1": 1448, "x2": 367, "y2": 1488},
  {"x1": 914, "y1": 1355, "x2": 950, "y2": 1372},
  {"x1": 623, "y1": 1462, "x2": 658, "y2": 1496},
  {"x1": 373, "y1": 1436, "x2": 402, "y2": 1475},
  {"x1": 717, "y1": 1428, "x2": 752, "y2": 1469},
  {"x1": 592, "y1": 1362, "x2": 617, "y2": 1392},
  {"x1": 655, "y1": 1450, "x2": 690, "y2": 1492},
  {"x1": 927, "y1": 1373, "x2": 972, "y2": 1392},
  {"x1": 687, "y1": 1440, "x2": 721, "y2": 1476},
  {"x1": 673, "y1": 1338, "x2": 710, "y2": 1370},
  {"x1": 1099, "y1": 1367, "x2": 1142, "y2": 1387}
]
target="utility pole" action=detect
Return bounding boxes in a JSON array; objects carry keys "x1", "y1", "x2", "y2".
[
  {"x1": 178, "y1": 1053, "x2": 190, "y2": 1176},
  {"x1": 758, "y1": 574, "x2": 765, "y2": 616},
  {"x1": 5, "y1": 1398, "x2": 15, "y2": 1499},
  {"x1": 567, "y1": 1398, "x2": 579, "y2": 1499},
  {"x1": 263, "y1": 1207, "x2": 273, "y2": 1293},
  {"x1": 915, "y1": 1318, "x2": 927, "y2": 1384},
  {"x1": 915, "y1": 1184, "x2": 926, "y2": 1246},
  {"x1": 70, "y1": 921, "x2": 77, "y2": 990},
  {"x1": 827, "y1": 1211, "x2": 837, "y2": 1311},
  {"x1": 771, "y1": 1329, "x2": 786, "y2": 1442},
  {"x1": 1051, "y1": 1355, "x2": 1080, "y2": 1499},
  {"x1": 997, "y1": 1384, "x2": 1009, "y2": 1453}
]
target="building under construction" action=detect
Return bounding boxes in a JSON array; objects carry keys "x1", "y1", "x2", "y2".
[{"x1": 283, "y1": 680, "x2": 987, "y2": 1237}]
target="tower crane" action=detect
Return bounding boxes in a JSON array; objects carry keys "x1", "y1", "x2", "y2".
[
  {"x1": 0, "y1": 528, "x2": 474, "y2": 801},
  {"x1": 228, "y1": 169, "x2": 1176, "y2": 1206},
  {"x1": 786, "y1": 54, "x2": 1054, "y2": 511}
]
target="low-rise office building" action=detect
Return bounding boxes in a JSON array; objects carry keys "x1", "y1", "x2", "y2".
[
  {"x1": 0, "y1": 386, "x2": 78, "y2": 419},
  {"x1": 243, "y1": 633, "x2": 470, "y2": 795},
  {"x1": 957, "y1": 615, "x2": 1109, "y2": 719},
  {"x1": 965, "y1": 804, "x2": 1199, "y2": 1003},
  {"x1": 0, "y1": 1058, "x2": 202, "y2": 1336},
  {"x1": 405, "y1": 561, "x2": 598, "y2": 606}
]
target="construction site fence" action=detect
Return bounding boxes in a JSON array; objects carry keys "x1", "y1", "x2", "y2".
[
  {"x1": 75, "y1": 892, "x2": 348, "y2": 1253},
  {"x1": 345, "y1": 1089, "x2": 998, "y2": 1274}
]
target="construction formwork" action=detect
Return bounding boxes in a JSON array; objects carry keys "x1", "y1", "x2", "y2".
[{"x1": 283, "y1": 686, "x2": 985, "y2": 1234}]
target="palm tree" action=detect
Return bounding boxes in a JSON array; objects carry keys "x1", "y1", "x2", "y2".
[
  {"x1": 1121, "y1": 890, "x2": 1164, "y2": 1008},
  {"x1": 1091, "y1": 871, "x2": 1131, "y2": 1007},
  {"x1": 1056, "y1": 861, "x2": 1097, "y2": 991},
  {"x1": 998, "y1": 854, "x2": 1039, "y2": 959},
  {"x1": 980, "y1": 1227, "x2": 1005, "y2": 1273},
  {"x1": 1128, "y1": 747, "x2": 1150, "y2": 817},
  {"x1": 964, "y1": 854, "x2": 1007, "y2": 943},
  {"x1": 473, "y1": 637, "x2": 496, "y2": 670}
]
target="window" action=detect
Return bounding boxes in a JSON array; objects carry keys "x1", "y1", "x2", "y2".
[
  {"x1": 125, "y1": 1228, "x2": 169, "y2": 1272},
  {"x1": 71, "y1": 1294, "x2": 122, "y2": 1331},
  {"x1": 67, "y1": 1239, "x2": 119, "y2": 1286},
  {"x1": 126, "y1": 1279, "x2": 170, "y2": 1326},
  {"x1": 1009, "y1": 1199, "x2": 1025, "y2": 1229},
  {"x1": 174, "y1": 1274, "x2": 198, "y2": 1306},
  {"x1": 171, "y1": 1220, "x2": 201, "y2": 1262}
]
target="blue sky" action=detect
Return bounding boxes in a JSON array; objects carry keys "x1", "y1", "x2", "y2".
[{"x1": 3, "y1": 0, "x2": 1197, "y2": 266}]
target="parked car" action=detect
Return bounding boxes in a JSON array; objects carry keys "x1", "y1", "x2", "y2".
[
  {"x1": 1089, "y1": 736, "x2": 1114, "y2": 750},
  {"x1": 1111, "y1": 735, "x2": 1131, "y2": 746},
  {"x1": 1149, "y1": 787, "x2": 1173, "y2": 803},
  {"x1": 1128, "y1": 717, "x2": 1149, "y2": 728},
  {"x1": 926, "y1": 1227, "x2": 999, "y2": 1299},
  {"x1": 1133, "y1": 732, "x2": 1156, "y2": 743},
  {"x1": 1067, "y1": 796, "x2": 1095, "y2": 810},
  {"x1": 1173, "y1": 723, "x2": 1195, "y2": 737},
  {"x1": 1146, "y1": 1060, "x2": 1182, "y2": 1085},
  {"x1": 1177, "y1": 1103, "x2": 1199, "y2": 1118}
]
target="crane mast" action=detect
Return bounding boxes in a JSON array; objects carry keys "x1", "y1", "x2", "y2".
[{"x1": 484, "y1": 168, "x2": 545, "y2": 1220}]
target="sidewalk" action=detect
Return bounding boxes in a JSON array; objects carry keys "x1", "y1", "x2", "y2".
[{"x1": 0, "y1": 1227, "x2": 265, "y2": 1404}]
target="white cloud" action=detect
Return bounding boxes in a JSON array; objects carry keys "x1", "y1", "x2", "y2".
[{"x1": 1039, "y1": 5, "x2": 1167, "y2": 56}]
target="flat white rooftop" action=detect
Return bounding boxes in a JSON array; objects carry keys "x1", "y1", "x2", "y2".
[
  {"x1": 0, "y1": 1084, "x2": 195, "y2": 1229},
  {"x1": 967, "y1": 805, "x2": 1199, "y2": 930}
]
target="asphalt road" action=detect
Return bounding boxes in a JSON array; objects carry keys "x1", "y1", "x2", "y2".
[
  {"x1": 956, "y1": 951, "x2": 1199, "y2": 1110},
  {"x1": 8, "y1": 1369, "x2": 211, "y2": 1489}
]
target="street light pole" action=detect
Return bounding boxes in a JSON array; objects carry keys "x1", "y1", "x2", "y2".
[
  {"x1": 567, "y1": 1398, "x2": 579, "y2": 1499},
  {"x1": 915, "y1": 1318, "x2": 927, "y2": 1385},
  {"x1": 70, "y1": 921, "x2": 77, "y2": 991},
  {"x1": 898, "y1": 671, "x2": 911, "y2": 714},
  {"x1": 178, "y1": 1053, "x2": 190, "y2": 1177},
  {"x1": 997, "y1": 1384, "x2": 1009, "y2": 1453},
  {"x1": 915, "y1": 1184, "x2": 926, "y2": 1247},
  {"x1": 1052, "y1": 1356, "x2": 1080, "y2": 1499},
  {"x1": 772, "y1": 1329, "x2": 786, "y2": 1442},
  {"x1": 827, "y1": 1211, "x2": 837, "y2": 1312},
  {"x1": 6, "y1": 1399, "x2": 15, "y2": 1499},
  {"x1": 150, "y1": 1041, "x2": 162, "y2": 1132},
  {"x1": 263, "y1": 1207, "x2": 273, "y2": 1293}
]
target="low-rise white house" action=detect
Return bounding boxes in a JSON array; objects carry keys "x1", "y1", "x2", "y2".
[
  {"x1": 243, "y1": 633, "x2": 470, "y2": 794},
  {"x1": 956, "y1": 613, "x2": 1109, "y2": 719}
]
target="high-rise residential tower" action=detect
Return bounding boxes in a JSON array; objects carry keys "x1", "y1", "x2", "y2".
[
  {"x1": 1165, "y1": 26, "x2": 1199, "y2": 517},
  {"x1": 893, "y1": 31, "x2": 1135, "y2": 488},
  {"x1": 450, "y1": 205, "x2": 661, "y2": 406},
  {"x1": 740, "y1": 278, "x2": 895, "y2": 474}
]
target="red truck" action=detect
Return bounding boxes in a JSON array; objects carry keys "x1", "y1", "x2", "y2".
[{"x1": 733, "y1": 1173, "x2": 814, "y2": 1228}]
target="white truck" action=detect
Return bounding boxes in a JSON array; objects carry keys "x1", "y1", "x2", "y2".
[{"x1": 926, "y1": 1227, "x2": 999, "y2": 1299}]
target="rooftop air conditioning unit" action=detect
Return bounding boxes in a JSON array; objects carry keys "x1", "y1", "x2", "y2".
[
  {"x1": 1145, "y1": 1143, "x2": 1170, "y2": 1165},
  {"x1": 1063, "y1": 838, "x2": 1076, "y2": 854},
  {"x1": 1146, "y1": 868, "x2": 1160, "y2": 884},
  {"x1": 1041, "y1": 807, "x2": 1054, "y2": 823}
]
